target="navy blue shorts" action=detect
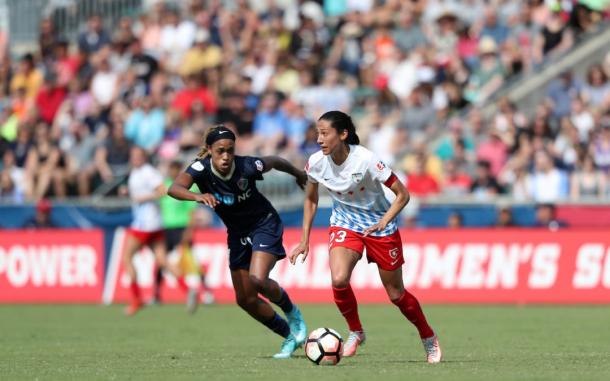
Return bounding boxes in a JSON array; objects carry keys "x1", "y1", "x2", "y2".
[{"x1": 227, "y1": 213, "x2": 286, "y2": 271}]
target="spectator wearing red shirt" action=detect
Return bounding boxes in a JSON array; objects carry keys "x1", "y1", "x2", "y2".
[
  {"x1": 35, "y1": 71, "x2": 67, "y2": 124},
  {"x1": 171, "y1": 74, "x2": 217, "y2": 119},
  {"x1": 406, "y1": 156, "x2": 440, "y2": 197}
]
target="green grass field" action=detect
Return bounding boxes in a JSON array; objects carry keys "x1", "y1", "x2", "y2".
[{"x1": 1, "y1": 304, "x2": 609, "y2": 381}]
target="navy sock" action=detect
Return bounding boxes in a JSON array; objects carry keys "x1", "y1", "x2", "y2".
[
  {"x1": 272, "y1": 288, "x2": 295, "y2": 314},
  {"x1": 154, "y1": 268, "x2": 163, "y2": 300},
  {"x1": 263, "y1": 312, "x2": 290, "y2": 339}
]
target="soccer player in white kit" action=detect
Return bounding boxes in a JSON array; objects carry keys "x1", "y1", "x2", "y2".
[
  {"x1": 123, "y1": 147, "x2": 184, "y2": 315},
  {"x1": 289, "y1": 111, "x2": 442, "y2": 363}
]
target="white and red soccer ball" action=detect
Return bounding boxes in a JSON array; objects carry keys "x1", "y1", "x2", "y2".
[{"x1": 304, "y1": 328, "x2": 343, "y2": 365}]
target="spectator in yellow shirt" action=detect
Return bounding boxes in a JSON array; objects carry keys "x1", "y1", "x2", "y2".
[
  {"x1": 179, "y1": 29, "x2": 222, "y2": 77},
  {"x1": 10, "y1": 54, "x2": 43, "y2": 100}
]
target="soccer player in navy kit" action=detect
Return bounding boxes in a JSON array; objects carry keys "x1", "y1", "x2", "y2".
[{"x1": 168, "y1": 125, "x2": 308, "y2": 358}]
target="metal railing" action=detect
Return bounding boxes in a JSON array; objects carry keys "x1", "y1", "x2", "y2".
[{"x1": 5, "y1": 0, "x2": 142, "y2": 52}]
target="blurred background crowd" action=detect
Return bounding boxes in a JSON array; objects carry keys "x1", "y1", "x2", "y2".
[{"x1": 0, "y1": 0, "x2": 610, "y2": 206}]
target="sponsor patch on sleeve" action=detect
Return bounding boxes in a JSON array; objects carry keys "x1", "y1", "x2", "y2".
[{"x1": 191, "y1": 161, "x2": 204, "y2": 171}]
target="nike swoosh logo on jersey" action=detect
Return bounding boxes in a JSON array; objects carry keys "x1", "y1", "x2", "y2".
[
  {"x1": 390, "y1": 259, "x2": 399, "y2": 266},
  {"x1": 260, "y1": 244, "x2": 269, "y2": 247},
  {"x1": 218, "y1": 130, "x2": 227, "y2": 134}
]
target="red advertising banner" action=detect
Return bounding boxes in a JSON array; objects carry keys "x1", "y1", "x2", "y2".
[
  {"x1": 104, "y1": 228, "x2": 610, "y2": 304},
  {"x1": 0, "y1": 230, "x2": 105, "y2": 303}
]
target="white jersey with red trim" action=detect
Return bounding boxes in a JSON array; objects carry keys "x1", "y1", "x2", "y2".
[
  {"x1": 306, "y1": 145, "x2": 397, "y2": 236},
  {"x1": 128, "y1": 163, "x2": 164, "y2": 232}
]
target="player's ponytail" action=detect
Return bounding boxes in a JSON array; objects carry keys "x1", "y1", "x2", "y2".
[
  {"x1": 197, "y1": 127, "x2": 216, "y2": 158},
  {"x1": 318, "y1": 110, "x2": 360, "y2": 146}
]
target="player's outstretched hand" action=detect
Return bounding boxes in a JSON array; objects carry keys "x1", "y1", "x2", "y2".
[
  {"x1": 289, "y1": 241, "x2": 309, "y2": 265},
  {"x1": 295, "y1": 170, "x2": 307, "y2": 190},
  {"x1": 363, "y1": 220, "x2": 388, "y2": 237},
  {"x1": 195, "y1": 193, "x2": 220, "y2": 208}
]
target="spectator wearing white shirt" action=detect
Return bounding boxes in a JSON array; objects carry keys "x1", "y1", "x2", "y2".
[{"x1": 527, "y1": 150, "x2": 567, "y2": 202}]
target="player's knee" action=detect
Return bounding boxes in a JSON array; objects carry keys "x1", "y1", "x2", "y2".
[
  {"x1": 385, "y1": 285, "x2": 405, "y2": 302},
  {"x1": 248, "y1": 274, "x2": 266, "y2": 293},
  {"x1": 331, "y1": 273, "x2": 350, "y2": 288}
]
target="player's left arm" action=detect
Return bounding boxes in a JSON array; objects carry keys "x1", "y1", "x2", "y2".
[
  {"x1": 261, "y1": 156, "x2": 307, "y2": 190},
  {"x1": 363, "y1": 174, "x2": 410, "y2": 237}
]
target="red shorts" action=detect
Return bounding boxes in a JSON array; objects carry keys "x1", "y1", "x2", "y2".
[
  {"x1": 328, "y1": 227, "x2": 404, "y2": 271},
  {"x1": 127, "y1": 228, "x2": 165, "y2": 246}
]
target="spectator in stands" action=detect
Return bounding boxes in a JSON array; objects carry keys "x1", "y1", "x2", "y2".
[
  {"x1": 464, "y1": 37, "x2": 506, "y2": 104},
  {"x1": 581, "y1": 64, "x2": 610, "y2": 108},
  {"x1": 95, "y1": 123, "x2": 132, "y2": 187},
  {"x1": 180, "y1": 29, "x2": 223, "y2": 77},
  {"x1": 24, "y1": 123, "x2": 68, "y2": 199},
  {"x1": 401, "y1": 84, "x2": 437, "y2": 132},
  {"x1": 171, "y1": 74, "x2": 217, "y2": 119},
  {"x1": 479, "y1": 6, "x2": 511, "y2": 45},
  {"x1": 447, "y1": 212, "x2": 464, "y2": 229},
  {"x1": 24, "y1": 198, "x2": 56, "y2": 228},
  {"x1": 533, "y1": 8, "x2": 573, "y2": 64},
  {"x1": 10, "y1": 53, "x2": 42, "y2": 100},
  {"x1": 526, "y1": 150, "x2": 568, "y2": 202},
  {"x1": 65, "y1": 120, "x2": 99, "y2": 196},
  {"x1": 470, "y1": 160, "x2": 503, "y2": 200},
  {"x1": 392, "y1": 9, "x2": 427, "y2": 53},
  {"x1": 570, "y1": 96, "x2": 595, "y2": 143},
  {"x1": 35, "y1": 70, "x2": 67, "y2": 125},
  {"x1": 252, "y1": 91, "x2": 288, "y2": 155},
  {"x1": 546, "y1": 70, "x2": 583, "y2": 120},
  {"x1": 535, "y1": 203, "x2": 566, "y2": 230},
  {"x1": 0, "y1": 170, "x2": 22, "y2": 202},
  {"x1": 442, "y1": 159, "x2": 472, "y2": 197},
  {"x1": 476, "y1": 130, "x2": 508, "y2": 177},
  {"x1": 406, "y1": 155, "x2": 440, "y2": 198},
  {"x1": 215, "y1": 91, "x2": 253, "y2": 138},
  {"x1": 570, "y1": 154, "x2": 606, "y2": 199},
  {"x1": 591, "y1": 123, "x2": 610, "y2": 171},
  {"x1": 496, "y1": 206, "x2": 515, "y2": 228},
  {"x1": 78, "y1": 14, "x2": 112, "y2": 54},
  {"x1": 551, "y1": 117, "x2": 580, "y2": 170},
  {"x1": 38, "y1": 18, "x2": 58, "y2": 61},
  {"x1": 125, "y1": 95, "x2": 165, "y2": 153},
  {"x1": 311, "y1": 68, "x2": 352, "y2": 115},
  {"x1": 129, "y1": 39, "x2": 158, "y2": 92},
  {"x1": 91, "y1": 57, "x2": 119, "y2": 109}
]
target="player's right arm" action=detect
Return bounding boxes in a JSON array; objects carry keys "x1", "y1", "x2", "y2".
[
  {"x1": 168, "y1": 173, "x2": 220, "y2": 208},
  {"x1": 289, "y1": 180, "x2": 318, "y2": 265}
]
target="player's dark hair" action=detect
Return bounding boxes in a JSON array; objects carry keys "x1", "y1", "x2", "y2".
[
  {"x1": 318, "y1": 110, "x2": 360, "y2": 146},
  {"x1": 197, "y1": 124, "x2": 234, "y2": 158}
]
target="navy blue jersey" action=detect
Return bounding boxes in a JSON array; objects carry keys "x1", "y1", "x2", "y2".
[{"x1": 185, "y1": 155, "x2": 278, "y2": 233}]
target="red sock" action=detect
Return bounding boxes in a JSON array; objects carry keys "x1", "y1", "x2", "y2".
[
  {"x1": 129, "y1": 280, "x2": 141, "y2": 304},
  {"x1": 332, "y1": 285, "x2": 363, "y2": 332},
  {"x1": 176, "y1": 277, "x2": 189, "y2": 293},
  {"x1": 392, "y1": 290, "x2": 434, "y2": 339}
]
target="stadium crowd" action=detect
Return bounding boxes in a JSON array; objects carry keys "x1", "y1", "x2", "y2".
[{"x1": 0, "y1": 0, "x2": 609, "y2": 205}]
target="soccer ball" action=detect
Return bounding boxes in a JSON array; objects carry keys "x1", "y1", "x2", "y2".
[{"x1": 305, "y1": 328, "x2": 343, "y2": 365}]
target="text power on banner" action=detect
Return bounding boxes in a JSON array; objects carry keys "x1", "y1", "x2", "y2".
[{"x1": 0, "y1": 230, "x2": 104, "y2": 303}]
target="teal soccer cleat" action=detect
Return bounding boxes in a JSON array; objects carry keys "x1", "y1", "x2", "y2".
[
  {"x1": 286, "y1": 306, "x2": 307, "y2": 345},
  {"x1": 273, "y1": 334, "x2": 299, "y2": 359}
]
